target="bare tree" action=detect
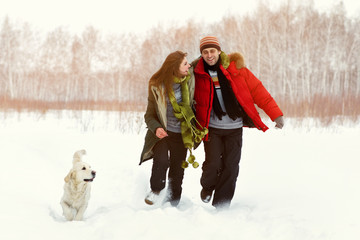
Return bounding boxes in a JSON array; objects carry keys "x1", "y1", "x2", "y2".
[{"x1": 0, "y1": 17, "x2": 20, "y2": 99}]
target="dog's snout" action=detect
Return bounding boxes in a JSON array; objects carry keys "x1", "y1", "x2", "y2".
[{"x1": 92, "y1": 170, "x2": 96, "y2": 177}]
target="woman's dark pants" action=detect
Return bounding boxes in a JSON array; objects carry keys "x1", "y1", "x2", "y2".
[{"x1": 150, "y1": 131, "x2": 187, "y2": 206}]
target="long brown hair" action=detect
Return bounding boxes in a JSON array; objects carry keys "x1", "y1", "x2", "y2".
[{"x1": 149, "y1": 51, "x2": 187, "y2": 99}]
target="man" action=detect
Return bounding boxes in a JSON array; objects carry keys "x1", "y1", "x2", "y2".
[{"x1": 192, "y1": 36, "x2": 284, "y2": 209}]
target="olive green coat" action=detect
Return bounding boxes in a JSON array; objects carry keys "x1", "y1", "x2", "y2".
[{"x1": 139, "y1": 69, "x2": 195, "y2": 165}]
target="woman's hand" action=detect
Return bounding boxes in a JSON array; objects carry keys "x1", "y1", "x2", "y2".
[{"x1": 155, "y1": 128, "x2": 168, "y2": 139}]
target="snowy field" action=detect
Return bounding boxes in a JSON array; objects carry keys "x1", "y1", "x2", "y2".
[{"x1": 1, "y1": 110, "x2": 359, "y2": 240}]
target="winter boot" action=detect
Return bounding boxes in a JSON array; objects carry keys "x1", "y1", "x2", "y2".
[
  {"x1": 200, "y1": 188, "x2": 213, "y2": 203},
  {"x1": 145, "y1": 191, "x2": 160, "y2": 205}
]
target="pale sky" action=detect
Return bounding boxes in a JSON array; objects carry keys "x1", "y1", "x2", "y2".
[{"x1": 1, "y1": 0, "x2": 359, "y2": 34}]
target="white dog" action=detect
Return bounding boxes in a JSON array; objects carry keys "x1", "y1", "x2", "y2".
[{"x1": 60, "y1": 150, "x2": 96, "y2": 221}]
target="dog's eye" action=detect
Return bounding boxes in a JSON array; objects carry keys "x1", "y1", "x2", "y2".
[{"x1": 82, "y1": 167, "x2": 86, "y2": 170}]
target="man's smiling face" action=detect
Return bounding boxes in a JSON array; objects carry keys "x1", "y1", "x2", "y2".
[{"x1": 201, "y1": 48, "x2": 221, "y2": 66}]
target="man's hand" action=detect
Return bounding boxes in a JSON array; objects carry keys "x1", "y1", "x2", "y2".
[{"x1": 274, "y1": 116, "x2": 284, "y2": 129}]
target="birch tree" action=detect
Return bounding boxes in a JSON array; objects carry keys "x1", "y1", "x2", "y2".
[{"x1": 0, "y1": 17, "x2": 19, "y2": 99}]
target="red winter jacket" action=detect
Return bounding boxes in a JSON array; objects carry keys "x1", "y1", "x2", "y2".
[{"x1": 193, "y1": 53, "x2": 283, "y2": 137}]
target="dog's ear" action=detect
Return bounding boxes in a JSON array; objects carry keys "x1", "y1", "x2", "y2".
[{"x1": 64, "y1": 170, "x2": 75, "y2": 183}]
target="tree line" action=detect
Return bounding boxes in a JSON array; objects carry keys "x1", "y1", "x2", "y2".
[{"x1": 0, "y1": 1, "x2": 359, "y2": 121}]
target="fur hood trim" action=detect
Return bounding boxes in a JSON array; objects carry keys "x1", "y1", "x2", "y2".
[{"x1": 229, "y1": 52, "x2": 245, "y2": 69}]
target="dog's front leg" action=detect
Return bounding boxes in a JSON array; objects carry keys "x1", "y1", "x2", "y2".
[
  {"x1": 61, "y1": 200, "x2": 75, "y2": 221},
  {"x1": 74, "y1": 204, "x2": 88, "y2": 221}
]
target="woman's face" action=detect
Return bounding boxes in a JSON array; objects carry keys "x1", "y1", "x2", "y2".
[{"x1": 178, "y1": 57, "x2": 191, "y2": 77}]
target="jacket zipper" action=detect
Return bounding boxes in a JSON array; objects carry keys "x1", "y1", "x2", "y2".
[{"x1": 205, "y1": 74, "x2": 213, "y2": 129}]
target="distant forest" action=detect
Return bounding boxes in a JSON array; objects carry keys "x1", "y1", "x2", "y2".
[{"x1": 0, "y1": 1, "x2": 359, "y2": 122}]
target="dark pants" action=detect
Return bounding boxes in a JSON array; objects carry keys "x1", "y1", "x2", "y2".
[
  {"x1": 150, "y1": 131, "x2": 187, "y2": 206},
  {"x1": 201, "y1": 127, "x2": 243, "y2": 208}
]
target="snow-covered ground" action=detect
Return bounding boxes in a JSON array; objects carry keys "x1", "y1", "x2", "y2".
[{"x1": 1, "y1": 111, "x2": 359, "y2": 240}]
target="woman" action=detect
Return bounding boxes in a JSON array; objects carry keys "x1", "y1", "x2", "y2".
[{"x1": 139, "y1": 51, "x2": 207, "y2": 207}]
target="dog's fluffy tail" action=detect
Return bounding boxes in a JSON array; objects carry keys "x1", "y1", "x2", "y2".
[{"x1": 73, "y1": 149, "x2": 86, "y2": 164}]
